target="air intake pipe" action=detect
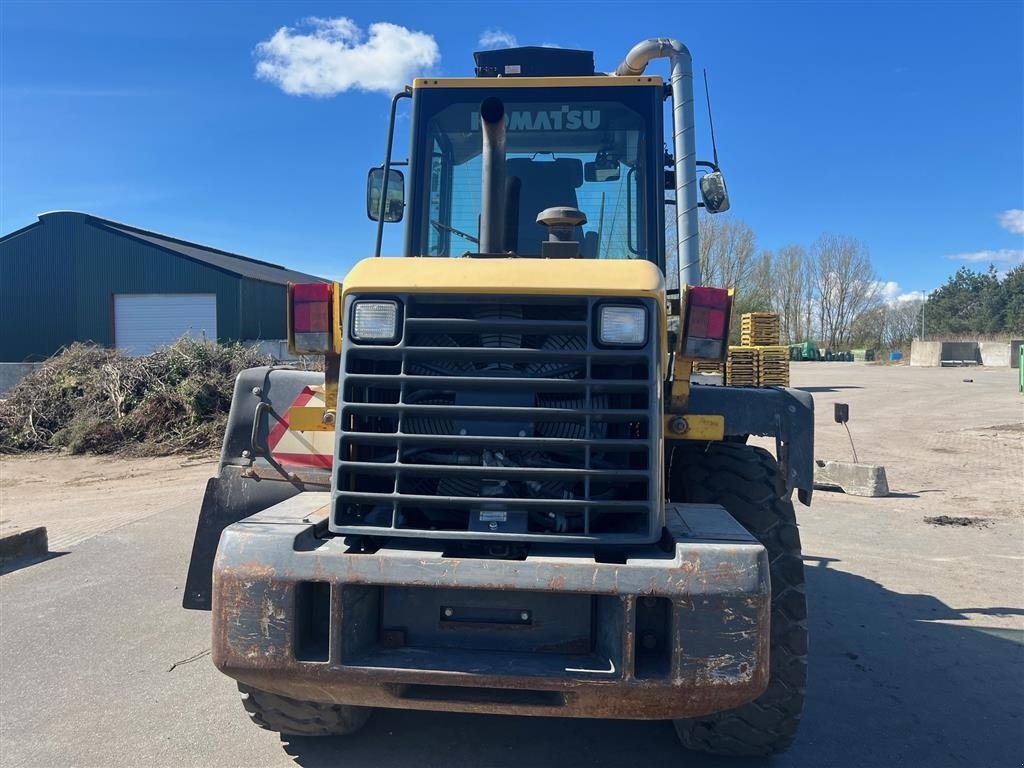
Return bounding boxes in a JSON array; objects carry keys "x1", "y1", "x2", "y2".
[{"x1": 615, "y1": 39, "x2": 699, "y2": 287}]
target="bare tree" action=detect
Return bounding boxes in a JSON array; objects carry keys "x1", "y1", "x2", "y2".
[
  {"x1": 849, "y1": 305, "x2": 886, "y2": 349},
  {"x1": 770, "y1": 245, "x2": 809, "y2": 343},
  {"x1": 811, "y1": 234, "x2": 881, "y2": 348},
  {"x1": 884, "y1": 299, "x2": 923, "y2": 348},
  {"x1": 698, "y1": 215, "x2": 760, "y2": 289}
]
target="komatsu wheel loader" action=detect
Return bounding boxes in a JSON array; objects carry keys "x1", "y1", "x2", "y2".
[{"x1": 183, "y1": 39, "x2": 813, "y2": 756}]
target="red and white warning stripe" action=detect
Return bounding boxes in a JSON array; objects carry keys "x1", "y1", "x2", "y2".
[{"x1": 266, "y1": 386, "x2": 334, "y2": 469}]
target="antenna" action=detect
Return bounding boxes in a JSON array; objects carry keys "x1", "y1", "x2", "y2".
[{"x1": 703, "y1": 68, "x2": 720, "y2": 169}]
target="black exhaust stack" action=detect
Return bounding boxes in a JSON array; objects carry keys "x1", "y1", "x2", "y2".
[{"x1": 479, "y1": 97, "x2": 507, "y2": 255}]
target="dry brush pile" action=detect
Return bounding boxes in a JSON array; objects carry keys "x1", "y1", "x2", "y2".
[{"x1": 0, "y1": 340, "x2": 282, "y2": 455}]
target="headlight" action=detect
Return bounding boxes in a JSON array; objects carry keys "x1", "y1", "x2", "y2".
[
  {"x1": 598, "y1": 305, "x2": 647, "y2": 346},
  {"x1": 351, "y1": 300, "x2": 399, "y2": 342}
]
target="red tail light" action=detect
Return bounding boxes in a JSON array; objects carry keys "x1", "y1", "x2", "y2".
[
  {"x1": 289, "y1": 282, "x2": 337, "y2": 354},
  {"x1": 682, "y1": 286, "x2": 732, "y2": 360}
]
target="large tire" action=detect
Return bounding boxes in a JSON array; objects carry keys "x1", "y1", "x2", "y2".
[
  {"x1": 238, "y1": 683, "x2": 372, "y2": 737},
  {"x1": 667, "y1": 442, "x2": 807, "y2": 756}
]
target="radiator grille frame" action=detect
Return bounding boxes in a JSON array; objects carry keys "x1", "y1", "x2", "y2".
[{"x1": 330, "y1": 293, "x2": 663, "y2": 544}]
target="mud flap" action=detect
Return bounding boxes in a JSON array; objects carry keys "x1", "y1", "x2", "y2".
[
  {"x1": 182, "y1": 467, "x2": 302, "y2": 610},
  {"x1": 685, "y1": 385, "x2": 815, "y2": 505}
]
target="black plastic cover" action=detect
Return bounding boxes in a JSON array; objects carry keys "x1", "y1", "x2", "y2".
[{"x1": 474, "y1": 47, "x2": 596, "y2": 78}]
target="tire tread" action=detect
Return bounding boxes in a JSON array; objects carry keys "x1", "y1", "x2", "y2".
[
  {"x1": 669, "y1": 442, "x2": 807, "y2": 757},
  {"x1": 238, "y1": 683, "x2": 372, "y2": 737}
]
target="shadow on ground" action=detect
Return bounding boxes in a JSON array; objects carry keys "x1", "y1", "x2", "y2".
[
  {"x1": 276, "y1": 559, "x2": 1024, "y2": 768},
  {"x1": 0, "y1": 551, "x2": 67, "y2": 576}
]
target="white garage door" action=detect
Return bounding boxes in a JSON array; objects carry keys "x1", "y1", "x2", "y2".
[{"x1": 114, "y1": 293, "x2": 217, "y2": 356}]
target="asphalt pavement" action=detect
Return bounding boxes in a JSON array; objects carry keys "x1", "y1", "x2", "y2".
[{"x1": 2, "y1": 489, "x2": 1021, "y2": 767}]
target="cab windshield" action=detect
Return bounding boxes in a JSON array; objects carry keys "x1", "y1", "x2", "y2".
[{"x1": 407, "y1": 85, "x2": 663, "y2": 265}]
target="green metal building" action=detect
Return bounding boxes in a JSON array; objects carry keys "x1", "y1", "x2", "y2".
[{"x1": 0, "y1": 211, "x2": 326, "y2": 361}]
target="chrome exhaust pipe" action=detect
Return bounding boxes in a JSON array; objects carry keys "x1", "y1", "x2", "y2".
[{"x1": 615, "y1": 39, "x2": 699, "y2": 287}]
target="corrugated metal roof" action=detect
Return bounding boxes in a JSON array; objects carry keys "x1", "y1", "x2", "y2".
[{"x1": 11, "y1": 211, "x2": 328, "y2": 285}]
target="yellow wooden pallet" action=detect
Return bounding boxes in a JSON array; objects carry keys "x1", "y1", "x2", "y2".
[
  {"x1": 740, "y1": 312, "x2": 781, "y2": 346},
  {"x1": 692, "y1": 360, "x2": 724, "y2": 374},
  {"x1": 726, "y1": 346, "x2": 758, "y2": 386},
  {"x1": 756, "y1": 345, "x2": 790, "y2": 386}
]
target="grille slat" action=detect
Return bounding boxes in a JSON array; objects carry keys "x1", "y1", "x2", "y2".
[
  {"x1": 345, "y1": 374, "x2": 649, "y2": 391},
  {"x1": 336, "y1": 492, "x2": 650, "y2": 509},
  {"x1": 343, "y1": 403, "x2": 649, "y2": 419},
  {"x1": 340, "y1": 461, "x2": 650, "y2": 480},
  {"x1": 405, "y1": 318, "x2": 588, "y2": 332},
  {"x1": 332, "y1": 294, "x2": 661, "y2": 544},
  {"x1": 340, "y1": 433, "x2": 650, "y2": 449},
  {"x1": 350, "y1": 347, "x2": 645, "y2": 361}
]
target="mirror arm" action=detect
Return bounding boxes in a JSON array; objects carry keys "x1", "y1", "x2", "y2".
[
  {"x1": 375, "y1": 88, "x2": 412, "y2": 258},
  {"x1": 696, "y1": 160, "x2": 720, "y2": 173}
]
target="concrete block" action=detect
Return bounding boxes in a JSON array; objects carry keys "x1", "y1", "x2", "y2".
[
  {"x1": 814, "y1": 460, "x2": 890, "y2": 497},
  {"x1": 690, "y1": 372, "x2": 725, "y2": 387},
  {"x1": 979, "y1": 342, "x2": 1012, "y2": 367},
  {"x1": 910, "y1": 340, "x2": 941, "y2": 367},
  {"x1": 1011, "y1": 340, "x2": 1023, "y2": 369},
  {"x1": 0, "y1": 362, "x2": 43, "y2": 396},
  {"x1": 0, "y1": 526, "x2": 48, "y2": 561}
]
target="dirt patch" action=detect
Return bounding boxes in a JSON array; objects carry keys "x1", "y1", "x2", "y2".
[
  {"x1": 0, "y1": 453, "x2": 216, "y2": 549},
  {"x1": 923, "y1": 515, "x2": 992, "y2": 528}
]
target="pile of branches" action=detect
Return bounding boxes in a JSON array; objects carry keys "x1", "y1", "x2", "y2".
[{"x1": 0, "y1": 340, "x2": 280, "y2": 455}]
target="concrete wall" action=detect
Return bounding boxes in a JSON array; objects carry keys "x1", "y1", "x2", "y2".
[
  {"x1": 979, "y1": 342, "x2": 1012, "y2": 367},
  {"x1": 0, "y1": 362, "x2": 43, "y2": 396},
  {"x1": 911, "y1": 339, "x2": 1019, "y2": 367},
  {"x1": 910, "y1": 340, "x2": 941, "y2": 367}
]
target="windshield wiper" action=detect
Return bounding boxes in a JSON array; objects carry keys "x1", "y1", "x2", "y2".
[{"x1": 431, "y1": 219, "x2": 479, "y2": 245}]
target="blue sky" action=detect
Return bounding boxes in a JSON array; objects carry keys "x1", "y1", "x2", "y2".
[{"x1": 2, "y1": 0, "x2": 1022, "y2": 299}]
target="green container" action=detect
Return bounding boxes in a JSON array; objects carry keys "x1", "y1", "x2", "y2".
[{"x1": 802, "y1": 342, "x2": 816, "y2": 361}]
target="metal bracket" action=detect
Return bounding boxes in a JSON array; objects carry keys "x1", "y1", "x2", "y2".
[
  {"x1": 287, "y1": 405, "x2": 336, "y2": 432},
  {"x1": 664, "y1": 413, "x2": 725, "y2": 441}
]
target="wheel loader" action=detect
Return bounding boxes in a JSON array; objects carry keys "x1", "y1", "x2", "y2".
[{"x1": 183, "y1": 38, "x2": 814, "y2": 756}]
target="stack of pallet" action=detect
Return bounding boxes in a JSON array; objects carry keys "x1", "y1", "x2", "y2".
[
  {"x1": 757, "y1": 346, "x2": 791, "y2": 387},
  {"x1": 725, "y1": 346, "x2": 758, "y2": 386},
  {"x1": 740, "y1": 313, "x2": 781, "y2": 347}
]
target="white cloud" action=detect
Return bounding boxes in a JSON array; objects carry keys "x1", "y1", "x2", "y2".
[
  {"x1": 895, "y1": 291, "x2": 925, "y2": 303},
  {"x1": 997, "y1": 209, "x2": 1024, "y2": 235},
  {"x1": 873, "y1": 280, "x2": 926, "y2": 305},
  {"x1": 254, "y1": 17, "x2": 439, "y2": 96},
  {"x1": 478, "y1": 29, "x2": 517, "y2": 49},
  {"x1": 877, "y1": 280, "x2": 901, "y2": 302},
  {"x1": 945, "y1": 249, "x2": 1024, "y2": 265}
]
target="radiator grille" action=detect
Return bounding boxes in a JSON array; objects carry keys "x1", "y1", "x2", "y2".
[{"x1": 331, "y1": 294, "x2": 661, "y2": 544}]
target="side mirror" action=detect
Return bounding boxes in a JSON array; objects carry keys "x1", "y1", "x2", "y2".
[
  {"x1": 699, "y1": 171, "x2": 730, "y2": 214},
  {"x1": 584, "y1": 155, "x2": 621, "y2": 183},
  {"x1": 367, "y1": 168, "x2": 405, "y2": 223}
]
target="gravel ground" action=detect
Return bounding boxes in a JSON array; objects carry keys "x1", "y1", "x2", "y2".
[{"x1": 1, "y1": 362, "x2": 1021, "y2": 767}]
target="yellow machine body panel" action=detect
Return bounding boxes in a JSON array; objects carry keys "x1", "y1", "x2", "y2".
[
  {"x1": 341, "y1": 256, "x2": 668, "y2": 366},
  {"x1": 342, "y1": 255, "x2": 664, "y2": 299}
]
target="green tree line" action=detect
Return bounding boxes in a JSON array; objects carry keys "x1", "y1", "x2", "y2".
[{"x1": 922, "y1": 265, "x2": 1023, "y2": 337}]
